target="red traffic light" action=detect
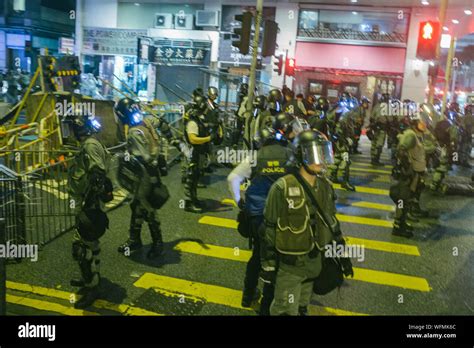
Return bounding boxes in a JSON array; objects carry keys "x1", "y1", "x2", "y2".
[
  {"x1": 416, "y1": 21, "x2": 440, "y2": 61},
  {"x1": 286, "y1": 58, "x2": 296, "y2": 76}
]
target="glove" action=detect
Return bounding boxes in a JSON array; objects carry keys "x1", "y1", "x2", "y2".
[
  {"x1": 339, "y1": 257, "x2": 354, "y2": 278},
  {"x1": 209, "y1": 132, "x2": 217, "y2": 143},
  {"x1": 259, "y1": 268, "x2": 276, "y2": 284},
  {"x1": 169, "y1": 138, "x2": 182, "y2": 150}
]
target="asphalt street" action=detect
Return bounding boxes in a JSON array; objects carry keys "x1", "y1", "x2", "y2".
[{"x1": 3, "y1": 137, "x2": 474, "y2": 316}]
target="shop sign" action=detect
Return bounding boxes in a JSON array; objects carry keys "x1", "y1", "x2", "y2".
[
  {"x1": 82, "y1": 27, "x2": 147, "y2": 56},
  {"x1": 151, "y1": 46, "x2": 209, "y2": 65}
]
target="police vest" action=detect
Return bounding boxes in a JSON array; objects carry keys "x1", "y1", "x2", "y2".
[
  {"x1": 184, "y1": 114, "x2": 209, "y2": 153},
  {"x1": 405, "y1": 129, "x2": 426, "y2": 172},
  {"x1": 275, "y1": 174, "x2": 334, "y2": 255},
  {"x1": 245, "y1": 142, "x2": 293, "y2": 216},
  {"x1": 132, "y1": 119, "x2": 160, "y2": 161}
]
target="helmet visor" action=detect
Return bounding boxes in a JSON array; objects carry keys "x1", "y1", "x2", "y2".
[{"x1": 301, "y1": 140, "x2": 334, "y2": 166}]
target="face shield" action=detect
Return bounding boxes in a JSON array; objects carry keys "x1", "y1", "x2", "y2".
[
  {"x1": 291, "y1": 117, "x2": 310, "y2": 136},
  {"x1": 301, "y1": 140, "x2": 334, "y2": 166},
  {"x1": 128, "y1": 104, "x2": 143, "y2": 125},
  {"x1": 89, "y1": 116, "x2": 102, "y2": 132}
]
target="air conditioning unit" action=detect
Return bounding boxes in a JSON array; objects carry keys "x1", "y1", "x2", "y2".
[
  {"x1": 195, "y1": 10, "x2": 219, "y2": 27},
  {"x1": 154, "y1": 13, "x2": 174, "y2": 29},
  {"x1": 174, "y1": 14, "x2": 194, "y2": 30}
]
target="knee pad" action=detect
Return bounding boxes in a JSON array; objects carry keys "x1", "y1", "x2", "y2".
[{"x1": 72, "y1": 240, "x2": 86, "y2": 262}]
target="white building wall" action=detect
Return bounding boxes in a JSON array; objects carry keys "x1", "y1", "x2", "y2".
[
  {"x1": 401, "y1": 7, "x2": 438, "y2": 103},
  {"x1": 272, "y1": 2, "x2": 299, "y2": 90}
]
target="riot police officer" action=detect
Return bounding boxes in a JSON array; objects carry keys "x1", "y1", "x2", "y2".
[
  {"x1": 309, "y1": 96, "x2": 330, "y2": 136},
  {"x1": 390, "y1": 114, "x2": 428, "y2": 238},
  {"x1": 329, "y1": 112, "x2": 356, "y2": 191},
  {"x1": 233, "y1": 83, "x2": 249, "y2": 145},
  {"x1": 260, "y1": 130, "x2": 353, "y2": 315},
  {"x1": 368, "y1": 93, "x2": 390, "y2": 166},
  {"x1": 347, "y1": 97, "x2": 370, "y2": 154},
  {"x1": 115, "y1": 98, "x2": 168, "y2": 258},
  {"x1": 202, "y1": 86, "x2": 223, "y2": 172},
  {"x1": 68, "y1": 111, "x2": 113, "y2": 309},
  {"x1": 183, "y1": 95, "x2": 216, "y2": 213},
  {"x1": 227, "y1": 114, "x2": 294, "y2": 315},
  {"x1": 267, "y1": 89, "x2": 283, "y2": 116}
]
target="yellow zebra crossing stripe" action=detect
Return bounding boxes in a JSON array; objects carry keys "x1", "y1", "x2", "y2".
[
  {"x1": 352, "y1": 161, "x2": 393, "y2": 169},
  {"x1": 223, "y1": 198, "x2": 394, "y2": 213},
  {"x1": 350, "y1": 167, "x2": 392, "y2": 175},
  {"x1": 351, "y1": 201, "x2": 394, "y2": 212},
  {"x1": 133, "y1": 272, "x2": 367, "y2": 315},
  {"x1": 6, "y1": 281, "x2": 161, "y2": 316},
  {"x1": 352, "y1": 267, "x2": 431, "y2": 292},
  {"x1": 336, "y1": 214, "x2": 392, "y2": 227},
  {"x1": 174, "y1": 241, "x2": 426, "y2": 291},
  {"x1": 332, "y1": 183, "x2": 389, "y2": 196},
  {"x1": 201, "y1": 212, "x2": 393, "y2": 231},
  {"x1": 6, "y1": 294, "x2": 99, "y2": 316},
  {"x1": 199, "y1": 216, "x2": 415, "y2": 255}
]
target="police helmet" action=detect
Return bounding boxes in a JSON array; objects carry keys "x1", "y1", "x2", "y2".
[
  {"x1": 114, "y1": 98, "x2": 143, "y2": 126},
  {"x1": 253, "y1": 95, "x2": 267, "y2": 110},
  {"x1": 268, "y1": 89, "x2": 282, "y2": 102},
  {"x1": 193, "y1": 95, "x2": 207, "y2": 110},
  {"x1": 274, "y1": 113, "x2": 291, "y2": 133},
  {"x1": 208, "y1": 86, "x2": 219, "y2": 100},
  {"x1": 293, "y1": 130, "x2": 334, "y2": 172},
  {"x1": 239, "y1": 83, "x2": 249, "y2": 95},
  {"x1": 71, "y1": 106, "x2": 101, "y2": 139}
]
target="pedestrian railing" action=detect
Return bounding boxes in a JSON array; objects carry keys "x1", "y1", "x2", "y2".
[{"x1": 0, "y1": 159, "x2": 75, "y2": 249}]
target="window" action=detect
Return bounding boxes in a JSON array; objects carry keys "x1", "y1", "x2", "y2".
[{"x1": 298, "y1": 9, "x2": 409, "y2": 45}]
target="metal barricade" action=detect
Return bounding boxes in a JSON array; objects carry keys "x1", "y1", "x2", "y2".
[{"x1": 0, "y1": 159, "x2": 75, "y2": 248}]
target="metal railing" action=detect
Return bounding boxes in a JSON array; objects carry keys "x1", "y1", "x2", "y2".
[{"x1": 0, "y1": 159, "x2": 75, "y2": 248}]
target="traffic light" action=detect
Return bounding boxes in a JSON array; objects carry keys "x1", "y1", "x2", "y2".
[
  {"x1": 273, "y1": 54, "x2": 283, "y2": 76},
  {"x1": 285, "y1": 57, "x2": 296, "y2": 77},
  {"x1": 262, "y1": 20, "x2": 278, "y2": 57},
  {"x1": 416, "y1": 21, "x2": 441, "y2": 61},
  {"x1": 232, "y1": 11, "x2": 253, "y2": 55}
]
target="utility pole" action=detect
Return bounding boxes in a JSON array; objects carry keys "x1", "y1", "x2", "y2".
[
  {"x1": 428, "y1": 0, "x2": 448, "y2": 104},
  {"x1": 245, "y1": 0, "x2": 263, "y2": 120},
  {"x1": 442, "y1": 36, "x2": 456, "y2": 115}
]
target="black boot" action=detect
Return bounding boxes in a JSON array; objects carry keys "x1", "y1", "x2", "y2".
[
  {"x1": 241, "y1": 288, "x2": 260, "y2": 308},
  {"x1": 70, "y1": 279, "x2": 85, "y2": 287},
  {"x1": 74, "y1": 286, "x2": 100, "y2": 309},
  {"x1": 411, "y1": 202, "x2": 429, "y2": 218},
  {"x1": 392, "y1": 220, "x2": 414, "y2": 238},
  {"x1": 147, "y1": 221, "x2": 164, "y2": 259},
  {"x1": 117, "y1": 236, "x2": 142, "y2": 254},
  {"x1": 298, "y1": 306, "x2": 309, "y2": 316},
  {"x1": 341, "y1": 181, "x2": 356, "y2": 191},
  {"x1": 185, "y1": 187, "x2": 203, "y2": 213}
]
